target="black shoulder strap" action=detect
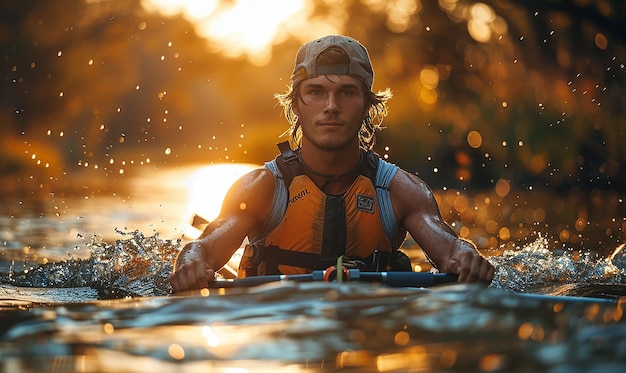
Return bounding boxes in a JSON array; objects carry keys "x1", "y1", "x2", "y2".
[
  {"x1": 360, "y1": 150, "x2": 379, "y2": 184},
  {"x1": 275, "y1": 141, "x2": 303, "y2": 188}
]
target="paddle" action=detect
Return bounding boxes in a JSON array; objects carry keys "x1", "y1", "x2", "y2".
[
  {"x1": 206, "y1": 269, "x2": 620, "y2": 304},
  {"x1": 208, "y1": 269, "x2": 459, "y2": 289}
]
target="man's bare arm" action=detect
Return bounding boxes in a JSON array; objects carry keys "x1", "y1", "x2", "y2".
[
  {"x1": 391, "y1": 170, "x2": 494, "y2": 283},
  {"x1": 169, "y1": 168, "x2": 275, "y2": 292}
]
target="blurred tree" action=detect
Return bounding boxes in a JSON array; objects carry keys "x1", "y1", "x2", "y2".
[
  {"x1": 1, "y1": 0, "x2": 269, "y2": 182},
  {"x1": 327, "y1": 0, "x2": 625, "y2": 191},
  {"x1": 1, "y1": 0, "x2": 624, "y2": 194}
]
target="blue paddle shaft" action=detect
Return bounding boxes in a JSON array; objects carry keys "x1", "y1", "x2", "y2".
[
  {"x1": 204, "y1": 271, "x2": 619, "y2": 304},
  {"x1": 372, "y1": 272, "x2": 459, "y2": 287},
  {"x1": 208, "y1": 271, "x2": 458, "y2": 288}
]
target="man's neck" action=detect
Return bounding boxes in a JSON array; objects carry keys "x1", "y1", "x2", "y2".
[{"x1": 299, "y1": 144, "x2": 362, "y2": 194}]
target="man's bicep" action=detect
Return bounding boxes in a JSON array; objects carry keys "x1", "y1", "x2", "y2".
[
  {"x1": 392, "y1": 170, "x2": 444, "y2": 228},
  {"x1": 392, "y1": 171, "x2": 458, "y2": 265}
]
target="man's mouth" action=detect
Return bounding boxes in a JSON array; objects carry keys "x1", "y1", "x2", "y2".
[{"x1": 319, "y1": 121, "x2": 342, "y2": 126}]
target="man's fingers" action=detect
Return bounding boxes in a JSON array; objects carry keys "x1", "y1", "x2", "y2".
[
  {"x1": 483, "y1": 263, "x2": 495, "y2": 283},
  {"x1": 170, "y1": 262, "x2": 214, "y2": 293},
  {"x1": 475, "y1": 257, "x2": 495, "y2": 283},
  {"x1": 468, "y1": 254, "x2": 485, "y2": 282},
  {"x1": 454, "y1": 250, "x2": 471, "y2": 282},
  {"x1": 454, "y1": 251, "x2": 494, "y2": 284}
]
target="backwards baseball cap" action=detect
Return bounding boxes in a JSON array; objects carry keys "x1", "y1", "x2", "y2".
[{"x1": 291, "y1": 35, "x2": 374, "y2": 89}]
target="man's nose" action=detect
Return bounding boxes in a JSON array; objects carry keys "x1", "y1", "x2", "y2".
[{"x1": 323, "y1": 93, "x2": 339, "y2": 113}]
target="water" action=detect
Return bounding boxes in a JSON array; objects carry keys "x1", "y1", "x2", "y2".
[{"x1": 1, "y1": 165, "x2": 625, "y2": 372}]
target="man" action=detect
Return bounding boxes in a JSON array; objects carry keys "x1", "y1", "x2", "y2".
[{"x1": 170, "y1": 35, "x2": 494, "y2": 292}]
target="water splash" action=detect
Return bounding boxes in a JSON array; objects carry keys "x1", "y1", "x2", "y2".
[
  {"x1": 2, "y1": 232, "x2": 624, "y2": 301},
  {"x1": 489, "y1": 237, "x2": 624, "y2": 293},
  {"x1": 2, "y1": 230, "x2": 180, "y2": 299}
]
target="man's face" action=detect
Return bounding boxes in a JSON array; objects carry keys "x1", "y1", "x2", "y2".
[{"x1": 295, "y1": 74, "x2": 366, "y2": 151}]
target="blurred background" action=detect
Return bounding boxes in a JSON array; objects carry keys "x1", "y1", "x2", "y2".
[{"x1": 1, "y1": 0, "x2": 624, "y2": 257}]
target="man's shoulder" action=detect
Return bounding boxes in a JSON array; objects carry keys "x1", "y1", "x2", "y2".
[
  {"x1": 229, "y1": 166, "x2": 276, "y2": 195},
  {"x1": 390, "y1": 168, "x2": 431, "y2": 192},
  {"x1": 254, "y1": 166, "x2": 278, "y2": 184},
  {"x1": 235, "y1": 165, "x2": 274, "y2": 179}
]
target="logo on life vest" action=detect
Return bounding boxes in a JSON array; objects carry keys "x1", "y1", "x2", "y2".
[
  {"x1": 289, "y1": 189, "x2": 310, "y2": 205},
  {"x1": 355, "y1": 193, "x2": 375, "y2": 213}
]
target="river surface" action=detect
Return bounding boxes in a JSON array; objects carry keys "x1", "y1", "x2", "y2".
[{"x1": 0, "y1": 164, "x2": 625, "y2": 372}]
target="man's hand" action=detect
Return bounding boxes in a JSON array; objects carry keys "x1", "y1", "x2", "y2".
[
  {"x1": 169, "y1": 241, "x2": 216, "y2": 293},
  {"x1": 446, "y1": 242, "x2": 495, "y2": 284}
]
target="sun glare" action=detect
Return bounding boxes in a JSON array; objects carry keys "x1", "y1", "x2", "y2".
[{"x1": 142, "y1": 0, "x2": 307, "y2": 65}]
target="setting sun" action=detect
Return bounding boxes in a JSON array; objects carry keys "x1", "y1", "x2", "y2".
[{"x1": 142, "y1": 0, "x2": 308, "y2": 65}]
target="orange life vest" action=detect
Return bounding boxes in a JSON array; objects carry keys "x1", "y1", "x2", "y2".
[{"x1": 239, "y1": 142, "x2": 409, "y2": 276}]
